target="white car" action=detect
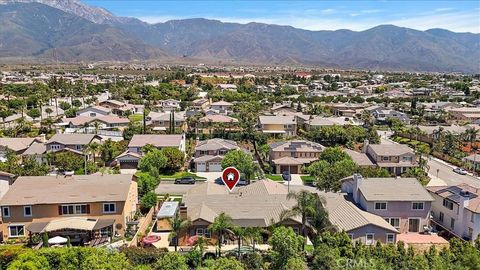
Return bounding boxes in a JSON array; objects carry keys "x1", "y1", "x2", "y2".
[{"x1": 453, "y1": 167, "x2": 468, "y2": 175}]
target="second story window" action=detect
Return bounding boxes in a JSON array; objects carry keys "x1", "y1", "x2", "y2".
[
  {"x1": 24, "y1": 206, "x2": 32, "y2": 217},
  {"x1": 439, "y1": 212, "x2": 444, "y2": 222},
  {"x1": 412, "y1": 202, "x2": 425, "y2": 210},
  {"x1": 374, "y1": 202, "x2": 387, "y2": 210},
  {"x1": 60, "y1": 204, "x2": 88, "y2": 215},
  {"x1": 2, "y1": 206, "x2": 10, "y2": 217},
  {"x1": 443, "y1": 199, "x2": 454, "y2": 210},
  {"x1": 103, "y1": 203, "x2": 116, "y2": 214}
]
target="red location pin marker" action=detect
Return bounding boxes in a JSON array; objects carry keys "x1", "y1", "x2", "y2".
[{"x1": 221, "y1": 167, "x2": 240, "y2": 192}]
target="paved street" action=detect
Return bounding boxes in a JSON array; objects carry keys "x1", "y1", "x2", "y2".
[{"x1": 427, "y1": 158, "x2": 480, "y2": 188}]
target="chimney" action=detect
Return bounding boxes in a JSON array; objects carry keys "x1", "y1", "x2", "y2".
[
  {"x1": 362, "y1": 139, "x2": 369, "y2": 153},
  {"x1": 37, "y1": 134, "x2": 46, "y2": 143},
  {"x1": 352, "y1": 174, "x2": 363, "y2": 204},
  {"x1": 457, "y1": 189, "x2": 470, "y2": 236},
  {"x1": 179, "y1": 204, "x2": 188, "y2": 220}
]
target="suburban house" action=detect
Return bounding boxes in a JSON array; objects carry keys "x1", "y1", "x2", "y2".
[
  {"x1": 147, "y1": 111, "x2": 186, "y2": 132},
  {"x1": 447, "y1": 107, "x2": 480, "y2": 121},
  {"x1": 269, "y1": 140, "x2": 325, "y2": 174},
  {"x1": 331, "y1": 103, "x2": 367, "y2": 117},
  {"x1": 365, "y1": 143, "x2": 417, "y2": 175},
  {"x1": 372, "y1": 108, "x2": 410, "y2": 124},
  {"x1": 45, "y1": 134, "x2": 102, "y2": 156},
  {"x1": 157, "y1": 180, "x2": 398, "y2": 246},
  {"x1": 341, "y1": 174, "x2": 434, "y2": 234},
  {"x1": 306, "y1": 116, "x2": 361, "y2": 130},
  {"x1": 209, "y1": 101, "x2": 233, "y2": 115},
  {"x1": 0, "y1": 137, "x2": 42, "y2": 161},
  {"x1": 175, "y1": 181, "x2": 304, "y2": 245},
  {"x1": 427, "y1": 184, "x2": 480, "y2": 242},
  {"x1": 22, "y1": 143, "x2": 47, "y2": 164},
  {"x1": 0, "y1": 174, "x2": 137, "y2": 244},
  {"x1": 60, "y1": 115, "x2": 130, "y2": 130},
  {"x1": 198, "y1": 114, "x2": 239, "y2": 134},
  {"x1": 155, "y1": 99, "x2": 181, "y2": 112},
  {"x1": 76, "y1": 106, "x2": 111, "y2": 117},
  {"x1": 258, "y1": 115, "x2": 297, "y2": 137},
  {"x1": 99, "y1": 100, "x2": 144, "y2": 115},
  {"x1": 295, "y1": 186, "x2": 399, "y2": 245},
  {"x1": 191, "y1": 98, "x2": 210, "y2": 111},
  {"x1": 193, "y1": 138, "x2": 241, "y2": 172},
  {"x1": 116, "y1": 134, "x2": 186, "y2": 169},
  {"x1": 0, "y1": 171, "x2": 15, "y2": 200}
]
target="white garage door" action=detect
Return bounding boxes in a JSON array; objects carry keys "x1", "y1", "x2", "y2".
[
  {"x1": 196, "y1": 162, "x2": 206, "y2": 172},
  {"x1": 209, "y1": 162, "x2": 223, "y2": 172}
]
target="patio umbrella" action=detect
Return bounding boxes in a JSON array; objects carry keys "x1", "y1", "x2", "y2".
[
  {"x1": 48, "y1": 236, "x2": 68, "y2": 245},
  {"x1": 187, "y1": 235, "x2": 199, "y2": 246},
  {"x1": 142, "y1": 235, "x2": 161, "y2": 245}
]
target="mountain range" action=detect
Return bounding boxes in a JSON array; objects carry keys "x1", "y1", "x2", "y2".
[{"x1": 0, "y1": 0, "x2": 479, "y2": 73}]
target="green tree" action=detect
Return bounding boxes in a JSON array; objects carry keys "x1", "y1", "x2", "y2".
[
  {"x1": 200, "y1": 257, "x2": 245, "y2": 270},
  {"x1": 54, "y1": 152, "x2": 84, "y2": 172},
  {"x1": 140, "y1": 191, "x2": 158, "y2": 210},
  {"x1": 208, "y1": 212, "x2": 234, "y2": 257},
  {"x1": 7, "y1": 252, "x2": 50, "y2": 270},
  {"x1": 319, "y1": 147, "x2": 350, "y2": 164},
  {"x1": 59, "y1": 101, "x2": 71, "y2": 111},
  {"x1": 84, "y1": 142, "x2": 101, "y2": 163},
  {"x1": 160, "y1": 147, "x2": 184, "y2": 173},
  {"x1": 154, "y1": 252, "x2": 188, "y2": 270},
  {"x1": 26, "y1": 108, "x2": 41, "y2": 119},
  {"x1": 138, "y1": 149, "x2": 167, "y2": 176},
  {"x1": 221, "y1": 150, "x2": 258, "y2": 182},
  {"x1": 269, "y1": 226, "x2": 304, "y2": 270}
]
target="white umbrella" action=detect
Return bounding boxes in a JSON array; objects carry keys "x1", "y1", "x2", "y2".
[{"x1": 48, "y1": 236, "x2": 68, "y2": 245}]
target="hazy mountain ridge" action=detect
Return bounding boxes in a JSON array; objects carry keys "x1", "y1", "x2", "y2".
[{"x1": 1, "y1": 0, "x2": 479, "y2": 73}]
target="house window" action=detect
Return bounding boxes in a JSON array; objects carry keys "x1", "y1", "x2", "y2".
[
  {"x1": 2, "y1": 206, "x2": 10, "y2": 217},
  {"x1": 196, "y1": 228, "x2": 204, "y2": 236},
  {"x1": 204, "y1": 229, "x2": 211, "y2": 238},
  {"x1": 386, "y1": 233, "x2": 395, "y2": 244},
  {"x1": 374, "y1": 202, "x2": 387, "y2": 210},
  {"x1": 450, "y1": 218, "x2": 455, "y2": 229},
  {"x1": 366, "y1": 233, "x2": 374, "y2": 245},
  {"x1": 471, "y1": 212, "x2": 475, "y2": 223},
  {"x1": 439, "y1": 212, "x2": 444, "y2": 222},
  {"x1": 103, "y1": 203, "x2": 116, "y2": 213},
  {"x1": 75, "y1": 145, "x2": 82, "y2": 150},
  {"x1": 385, "y1": 218, "x2": 400, "y2": 229},
  {"x1": 89, "y1": 113, "x2": 96, "y2": 117},
  {"x1": 412, "y1": 202, "x2": 425, "y2": 210},
  {"x1": 468, "y1": 228, "x2": 473, "y2": 239},
  {"x1": 51, "y1": 144, "x2": 61, "y2": 150},
  {"x1": 8, "y1": 225, "x2": 25, "y2": 237},
  {"x1": 402, "y1": 156, "x2": 412, "y2": 162},
  {"x1": 443, "y1": 199, "x2": 454, "y2": 210},
  {"x1": 61, "y1": 204, "x2": 88, "y2": 215},
  {"x1": 24, "y1": 206, "x2": 32, "y2": 217},
  {"x1": 382, "y1": 156, "x2": 389, "y2": 161}
]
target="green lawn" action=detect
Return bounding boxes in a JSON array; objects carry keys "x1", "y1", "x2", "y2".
[
  {"x1": 301, "y1": 175, "x2": 315, "y2": 184},
  {"x1": 128, "y1": 114, "x2": 144, "y2": 122},
  {"x1": 136, "y1": 171, "x2": 207, "y2": 181},
  {"x1": 158, "y1": 171, "x2": 207, "y2": 180},
  {"x1": 265, "y1": 174, "x2": 284, "y2": 181}
]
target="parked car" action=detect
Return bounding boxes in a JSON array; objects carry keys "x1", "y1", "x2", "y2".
[
  {"x1": 175, "y1": 176, "x2": 196, "y2": 184},
  {"x1": 282, "y1": 171, "x2": 291, "y2": 181},
  {"x1": 453, "y1": 167, "x2": 468, "y2": 175}
]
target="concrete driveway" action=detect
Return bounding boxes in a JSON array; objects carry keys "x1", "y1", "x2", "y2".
[
  {"x1": 196, "y1": 171, "x2": 223, "y2": 182},
  {"x1": 283, "y1": 174, "x2": 305, "y2": 186}
]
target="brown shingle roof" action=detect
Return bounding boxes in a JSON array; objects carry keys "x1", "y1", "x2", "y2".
[
  {"x1": 0, "y1": 174, "x2": 134, "y2": 206},
  {"x1": 128, "y1": 134, "x2": 184, "y2": 148}
]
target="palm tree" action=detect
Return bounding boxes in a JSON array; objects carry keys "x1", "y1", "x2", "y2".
[
  {"x1": 281, "y1": 190, "x2": 317, "y2": 250},
  {"x1": 168, "y1": 215, "x2": 191, "y2": 252},
  {"x1": 245, "y1": 227, "x2": 264, "y2": 253},
  {"x1": 85, "y1": 142, "x2": 101, "y2": 163},
  {"x1": 208, "y1": 212, "x2": 234, "y2": 257},
  {"x1": 232, "y1": 226, "x2": 247, "y2": 259},
  {"x1": 464, "y1": 127, "x2": 479, "y2": 174}
]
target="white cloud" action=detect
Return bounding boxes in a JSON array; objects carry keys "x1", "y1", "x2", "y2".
[
  {"x1": 434, "y1": 7, "x2": 454, "y2": 12},
  {"x1": 320, "y1": 8, "x2": 336, "y2": 14}
]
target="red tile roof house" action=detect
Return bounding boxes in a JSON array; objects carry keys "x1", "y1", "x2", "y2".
[{"x1": 116, "y1": 134, "x2": 186, "y2": 170}]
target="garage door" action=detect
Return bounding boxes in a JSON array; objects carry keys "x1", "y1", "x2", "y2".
[
  {"x1": 120, "y1": 161, "x2": 138, "y2": 169},
  {"x1": 196, "y1": 162, "x2": 206, "y2": 172},
  {"x1": 208, "y1": 162, "x2": 223, "y2": 172}
]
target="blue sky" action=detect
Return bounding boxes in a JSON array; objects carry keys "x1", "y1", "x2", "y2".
[{"x1": 84, "y1": 1, "x2": 480, "y2": 33}]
